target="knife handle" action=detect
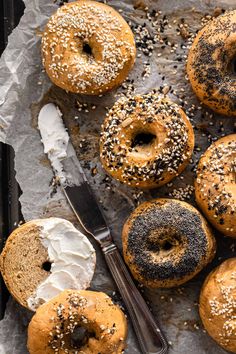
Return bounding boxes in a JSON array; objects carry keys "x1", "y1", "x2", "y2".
[{"x1": 103, "y1": 243, "x2": 168, "y2": 354}]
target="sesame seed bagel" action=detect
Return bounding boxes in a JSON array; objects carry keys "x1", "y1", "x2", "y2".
[
  {"x1": 0, "y1": 218, "x2": 96, "y2": 311},
  {"x1": 100, "y1": 93, "x2": 194, "y2": 189},
  {"x1": 195, "y1": 134, "x2": 236, "y2": 238},
  {"x1": 199, "y1": 258, "x2": 236, "y2": 353},
  {"x1": 27, "y1": 289, "x2": 127, "y2": 354},
  {"x1": 187, "y1": 10, "x2": 236, "y2": 116},
  {"x1": 41, "y1": 0, "x2": 136, "y2": 95},
  {"x1": 122, "y1": 199, "x2": 216, "y2": 288}
]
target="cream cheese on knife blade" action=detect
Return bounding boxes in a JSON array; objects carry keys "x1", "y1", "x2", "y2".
[{"x1": 38, "y1": 103, "x2": 69, "y2": 184}]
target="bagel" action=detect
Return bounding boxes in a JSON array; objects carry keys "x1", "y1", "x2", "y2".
[
  {"x1": 41, "y1": 0, "x2": 136, "y2": 95},
  {"x1": 122, "y1": 198, "x2": 216, "y2": 288},
  {"x1": 27, "y1": 289, "x2": 127, "y2": 354},
  {"x1": 187, "y1": 10, "x2": 236, "y2": 116},
  {"x1": 199, "y1": 258, "x2": 236, "y2": 353},
  {"x1": 195, "y1": 134, "x2": 236, "y2": 238},
  {"x1": 0, "y1": 218, "x2": 96, "y2": 311},
  {"x1": 100, "y1": 93, "x2": 194, "y2": 189}
]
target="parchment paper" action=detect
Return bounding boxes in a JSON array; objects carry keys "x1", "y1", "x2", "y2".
[{"x1": 0, "y1": 0, "x2": 235, "y2": 353}]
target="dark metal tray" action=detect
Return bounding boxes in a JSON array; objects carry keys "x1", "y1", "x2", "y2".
[{"x1": 0, "y1": 0, "x2": 25, "y2": 319}]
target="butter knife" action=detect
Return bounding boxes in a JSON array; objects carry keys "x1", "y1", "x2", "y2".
[{"x1": 38, "y1": 103, "x2": 168, "y2": 354}]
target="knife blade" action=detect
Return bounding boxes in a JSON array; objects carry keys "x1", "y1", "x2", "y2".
[
  {"x1": 62, "y1": 152, "x2": 110, "y2": 241},
  {"x1": 38, "y1": 103, "x2": 168, "y2": 354}
]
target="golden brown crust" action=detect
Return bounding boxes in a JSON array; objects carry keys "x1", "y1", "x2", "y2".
[
  {"x1": 27, "y1": 289, "x2": 127, "y2": 354},
  {"x1": 199, "y1": 258, "x2": 236, "y2": 353},
  {"x1": 195, "y1": 134, "x2": 236, "y2": 238},
  {"x1": 100, "y1": 93, "x2": 194, "y2": 189},
  {"x1": 187, "y1": 10, "x2": 236, "y2": 116},
  {"x1": 122, "y1": 198, "x2": 216, "y2": 288},
  {"x1": 0, "y1": 221, "x2": 48, "y2": 309},
  {"x1": 42, "y1": 0, "x2": 136, "y2": 95}
]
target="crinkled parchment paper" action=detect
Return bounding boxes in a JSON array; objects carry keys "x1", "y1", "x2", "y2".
[{"x1": 0, "y1": 0, "x2": 235, "y2": 353}]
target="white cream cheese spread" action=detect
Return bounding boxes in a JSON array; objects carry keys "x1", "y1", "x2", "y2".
[
  {"x1": 27, "y1": 217, "x2": 96, "y2": 310},
  {"x1": 38, "y1": 103, "x2": 69, "y2": 183}
]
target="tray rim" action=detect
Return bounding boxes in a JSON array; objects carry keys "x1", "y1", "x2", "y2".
[{"x1": 0, "y1": 0, "x2": 25, "y2": 319}]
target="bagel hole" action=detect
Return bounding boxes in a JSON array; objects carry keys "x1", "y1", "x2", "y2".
[
  {"x1": 146, "y1": 241, "x2": 161, "y2": 252},
  {"x1": 71, "y1": 326, "x2": 95, "y2": 349},
  {"x1": 131, "y1": 132, "x2": 156, "y2": 148},
  {"x1": 82, "y1": 43, "x2": 93, "y2": 56},
  {"x1": 42, "y1": 261, "x2": 51, "y2": 272},
  {"x1": 233, "y1": 58, "x2": 236, "y2": 73},
  {"x1": 162, "y1": 241, "x2": 173, "y2": 251},
  {"x1": 229, "y1": 56, "x2": 236, "y2": 75}
]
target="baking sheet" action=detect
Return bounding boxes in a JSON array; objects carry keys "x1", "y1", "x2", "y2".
[{"x1": 0, "y1": 0, "x2": 235, "y2": 353}]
